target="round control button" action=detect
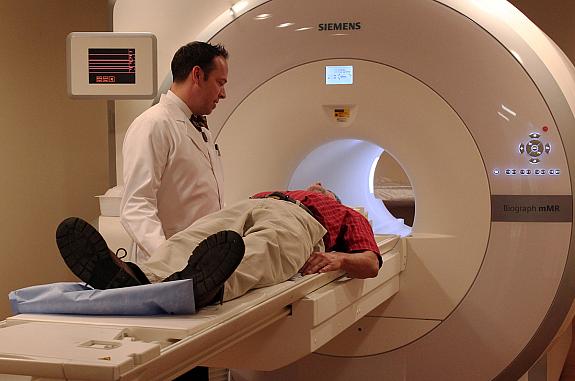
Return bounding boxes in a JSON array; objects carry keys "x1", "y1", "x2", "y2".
[{"x1": 526, "y1": 139, "x2": 543, "y2": 157}]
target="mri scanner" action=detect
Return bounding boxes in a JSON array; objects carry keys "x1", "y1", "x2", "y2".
[{"x1": 1, "y1": 0, "x2": 575, "y2": 380}]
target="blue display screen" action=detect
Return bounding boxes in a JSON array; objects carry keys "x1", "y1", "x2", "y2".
[{"x1": 326, "y1": 65, "x2": 353, "y2": 85}]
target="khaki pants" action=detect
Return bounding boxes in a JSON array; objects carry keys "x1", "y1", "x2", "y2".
[{"x1": 138, "y1": 198, "x2": 327, "y2": 301}]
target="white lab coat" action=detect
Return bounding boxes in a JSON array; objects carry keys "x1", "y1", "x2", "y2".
[{"x1": 120, "y1": 91, "x2": 224, "y2": 260}]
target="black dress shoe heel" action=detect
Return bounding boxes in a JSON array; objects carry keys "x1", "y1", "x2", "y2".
[{"x1": 164, "y1": 230, "x2": 245, "y2": 309}]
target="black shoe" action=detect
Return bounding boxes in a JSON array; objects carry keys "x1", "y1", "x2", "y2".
[
  {"x1": 163, "y1": 230, "x2": 245, "y2": 309},
  {"x1": 56, "y1": 217, "x2": 149, "y2": 289}
]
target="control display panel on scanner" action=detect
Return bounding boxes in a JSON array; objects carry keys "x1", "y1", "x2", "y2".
[{"x1": 325, "y1": 65, "x2": 353, "y2": 85}]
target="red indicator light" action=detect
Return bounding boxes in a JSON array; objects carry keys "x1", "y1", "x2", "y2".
[{"x1": 542, "y1": 126, "x2": 549, "y2": 132}]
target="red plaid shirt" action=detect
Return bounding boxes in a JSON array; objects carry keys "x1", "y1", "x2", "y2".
[{"x1": 252, "y1": 190, "x2": 380, "y2": 254}]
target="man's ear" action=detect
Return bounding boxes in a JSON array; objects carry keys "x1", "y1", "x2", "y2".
[{"x1": 189, "y1": 65, "x2": 202, "y2": 84}]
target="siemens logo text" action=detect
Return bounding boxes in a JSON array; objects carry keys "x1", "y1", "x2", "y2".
[{"x1": 318, "y1": 22, "x2": 361, "y2": 31}]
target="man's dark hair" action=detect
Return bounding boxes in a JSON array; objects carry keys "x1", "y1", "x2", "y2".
[{"x1": 171, "y1": 41, "x2": 229, "y2": 83}]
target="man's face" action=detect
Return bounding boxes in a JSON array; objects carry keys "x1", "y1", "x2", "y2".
[{"x1": 197, "y1": 56, "x2": 228, "y2": 115}]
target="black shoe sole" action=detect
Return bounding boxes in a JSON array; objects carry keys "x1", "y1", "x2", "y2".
[
  {"x1": 56, "y1": 217, "x2": 141, "y2": 289},
  {"x1": 165, "y1": 230, "x2": 245, "y2": 309}
]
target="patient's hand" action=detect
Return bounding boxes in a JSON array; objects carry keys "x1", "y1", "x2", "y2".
[
  {"x1": 299, "y1": 251, "x2": 345, "y2": 275},
  {"x1": 299, "y1": 250, "x2": 380, "y2": 278}
]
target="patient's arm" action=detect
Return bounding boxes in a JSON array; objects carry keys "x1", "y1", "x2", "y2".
[{"x1": 299, "y1": 250, "x2": 380, "y2": 279}]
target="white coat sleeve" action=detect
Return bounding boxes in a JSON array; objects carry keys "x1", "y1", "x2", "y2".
[{"x1": 120, "y1": 114, "x2": 172, "y2": 258}]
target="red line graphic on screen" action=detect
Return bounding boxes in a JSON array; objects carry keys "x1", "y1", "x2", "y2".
[{"x1": 88, "y1": 48, "x2": 136, "y2": 84}]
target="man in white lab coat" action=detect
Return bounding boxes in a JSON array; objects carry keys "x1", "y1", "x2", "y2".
[
  {"x1": 120, "y1": 41, "x2": 229, "y2": 381},
  {"x1": 121, "y1": 42, "x2": 229, "y2": 263}
]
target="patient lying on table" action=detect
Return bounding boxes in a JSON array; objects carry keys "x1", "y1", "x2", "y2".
[{"x1": 56, "y1": 183, "x2": 382, "y2": 312}]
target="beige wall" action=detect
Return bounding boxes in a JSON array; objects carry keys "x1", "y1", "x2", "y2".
[
  {"x1": 0, "y1": 0, "x2": 109, "y2": 319},
  {"x1": 510, "y1": 0, "x2": 575, "y2": 64},
  {"x1": 374, "y1": 152, "x2": 411, "y2": 187}
]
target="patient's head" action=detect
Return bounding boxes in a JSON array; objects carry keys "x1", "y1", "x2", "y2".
[{"x1": 306, "y1": 182, "x2": 341, "y2": 203}]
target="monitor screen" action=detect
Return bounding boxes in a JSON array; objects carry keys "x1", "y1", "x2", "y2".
[
  {"x1": 326, "y1": 65, "x2": 353, "y2": 85},
  {"x1": 88, "y1": 48, "x2": 136, "y2": 84},
  {"x1": 67, "y1": 32, "x2": 157, "y2": 99}
]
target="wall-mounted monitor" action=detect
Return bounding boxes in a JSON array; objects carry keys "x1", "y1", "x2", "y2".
[{"x1": 66, "y1": 32, "x2": 157, "y2": 99}]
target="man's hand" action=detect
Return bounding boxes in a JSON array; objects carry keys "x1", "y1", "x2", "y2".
[
  {"x1": 300, "y1": 251, "x2": 346, "y2": 275},
  {"x1": 299, "y1": 250, "x2": 380, "y2": 278}
]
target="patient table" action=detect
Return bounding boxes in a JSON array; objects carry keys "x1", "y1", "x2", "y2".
[{"x1": 0, "y1": 235, "x2": 403, "y2": 380}]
